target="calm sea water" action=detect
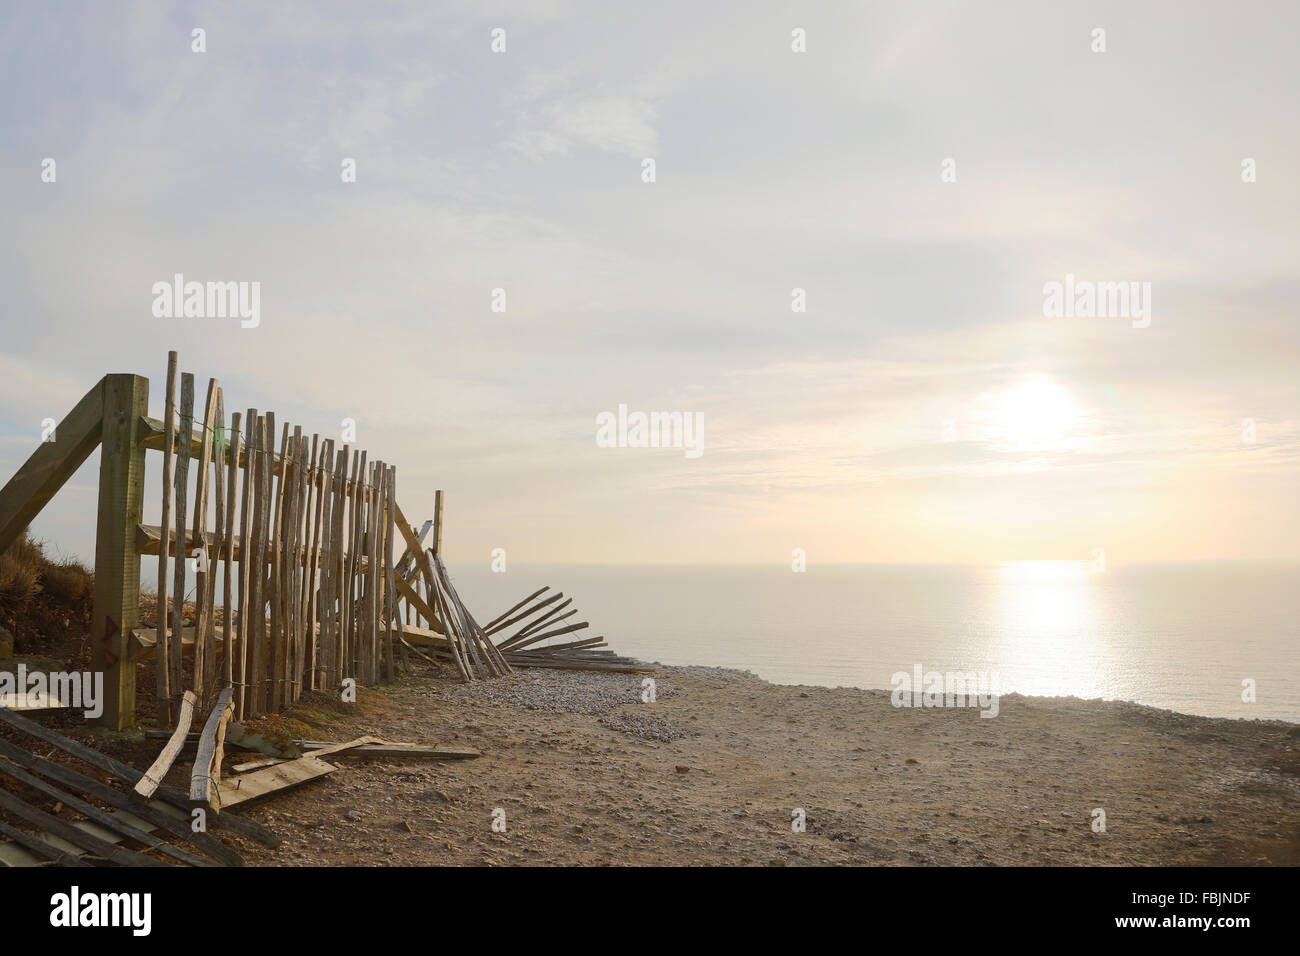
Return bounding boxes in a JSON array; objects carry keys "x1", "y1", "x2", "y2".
[{"x1": 449, "y1": 561, "x2": 1300, "y2": 722}]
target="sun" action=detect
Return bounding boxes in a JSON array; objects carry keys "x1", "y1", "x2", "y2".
[{"x1": 993, "y1": 378, "x2": 1077, "y2": 446}]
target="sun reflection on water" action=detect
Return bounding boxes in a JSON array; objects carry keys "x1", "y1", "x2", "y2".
[{"x1": 992, "y1": 560, "x2": 1110, "y2": 699}]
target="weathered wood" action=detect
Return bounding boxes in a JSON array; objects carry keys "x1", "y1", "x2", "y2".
[
  {"x1": 432, "y1": 489, "x2": 443, "y2": 555},
  {"x1": 383, "y1": 466, "x2": 397, "y2": 681},
  {"x1": 92, "y1": 374, "x2": 150, "y2": 729},
  {"x1": 0, "y1": 706, "x2": 278, "y2": 846},
  {"x1": 236, "y1": 409, "x2": 256, "y2": 720},
  {"x1": 190, "y1": 687, "x2": 234, "y2": 810},
  {"x1": 268, "y1": 421, "x2": 288, "y2": 712},
  {"x1": 216, "y1": 754, "x2": 336, "y2": 808},
  {"x1": 0, "y1": 818, "x2": 91, "y2": 867},
  {"x1": 393, "y1": 502, "x2": 468, "y2": 677},
  {"x1": 190, "y1": 378, "x2": 219, "y2": 705},
  {"x1": 155, "y1": 351, "x2": 178, "y2": 726},
  {"x1": 0, "y1": 378, "x2": 104, "y2": 555},
  {"x1": 0, "y1": 736, "x2": 243, "y2": 866},
  {"x1": 306, "y1": 438, "x2": 330, "y2": 691},
  {"x1": 135, "y1": 689, "x2": 197, "y2": 797},
  {"x1": 170, "y1": 373, "x2": 194, "y2": 717},
  {"x1": 304, "y1": 740, "x2": 480, "y2": 760},
  {"x1": 223, "y1": 410, "x2": 242, "y2": 693},
  {"x1": 481, "y1": 586, "x2": 549, "y2": 632},
  {"x1": 0, "y1": 757, "x2": 211, "y2": 867},
  {"x1": 0, "y1": 786, "x2": 167, "y2": 867},
  {"x1": 488, "y1": 590, "x2": 565, "y2": 638},
  {"x1": 247, "y1": 415, "x2": 269, "y2": 716}
]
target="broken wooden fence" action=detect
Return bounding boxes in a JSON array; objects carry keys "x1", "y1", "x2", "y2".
[{"x1": 0, "y1": 351, "x2": 443, "y2": 728}]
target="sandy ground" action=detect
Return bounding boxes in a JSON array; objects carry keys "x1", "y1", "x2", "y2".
[{"x1": 200, "y1": 663, "x2": 1300, "y2": 866}]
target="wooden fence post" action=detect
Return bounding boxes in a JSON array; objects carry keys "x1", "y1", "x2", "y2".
[
  {"x1": 433, "y1": 489, "x2": 443, "y2": 556},
  {"x1": 91, "y1": 374, "x2": 150, "y2": 729}
]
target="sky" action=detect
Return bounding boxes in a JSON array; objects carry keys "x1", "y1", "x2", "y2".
[{"x1": 0, "y1": 0, "x2": 1297, "y2": 567}]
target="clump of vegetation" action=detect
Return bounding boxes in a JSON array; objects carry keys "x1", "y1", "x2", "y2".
[
  {"x1": 0, "y1": 532, "x2": 94, "y2": 653},
  {"x1": 0, "y1": 533, "x2": 44, "y2": 614}
]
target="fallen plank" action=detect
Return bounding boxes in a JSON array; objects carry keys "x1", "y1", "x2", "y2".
[
  {"x1": 299, "y1": 741, "x2": 481, "y2": 761},
  {"x1": 190, "y1": 688, "x2": 234, "y2": 810},
  {"x1": 0, "y1": 705, "x2": 280, "y2": 848},
  {"x1": 0, "y1": 787, "x2": 167, "y2": 867},
  {"x1": 0, "y1": 692, "x2": 72, "y2": 712},
  {"x1": 0, "y1": 757, "x2": 212, "y2": 867},
  {"x1": 0, "y1": 819, "x2": 91, "y2": 867},
  {"x1": 230, "y1": 755, "x2": 285, "y2": 774},
  {"x1": 303, "y1": 735, "x2": 384, "y2": 760},
  {"x1": 216, "y1": 755, "x2": 337, "y2": 809},
  {"x1": 136, "y1": 689, "x2": 197, "y2": 797},
  {"x1": 0, "y1": 735, "x2": 242, "y2": 866}
]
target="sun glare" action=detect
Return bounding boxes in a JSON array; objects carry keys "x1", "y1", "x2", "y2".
[{"x1": 993, "y1": 378, "x2": 1077, "y2": 447}]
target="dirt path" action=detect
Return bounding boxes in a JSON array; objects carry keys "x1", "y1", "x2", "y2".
[{"x1": 226, "y1": 665, "x2": 1299, "y2": 866}]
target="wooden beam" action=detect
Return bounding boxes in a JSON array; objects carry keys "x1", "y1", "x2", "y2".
[
  {"x1": 92, "y1": 373, "x2": 150, "y2": 729},
  {"x1": 217, "y1": 755, "x2": 336, "y2": 808},
  {"x1": 0, "y1": 705, "x2": 279, "y2": 847},
  {"x1": 135, "y1": 689, "x2": 197, "y2": 797},
  {"x1": 0, "y1": 735, "x2": 242, "y2": 866},
  {"x1": 0, "y1": 377, "x2": 104, "y2": 555},
  {"x1": 190, "y1": 688, "x2": 234, "y2": 810}
]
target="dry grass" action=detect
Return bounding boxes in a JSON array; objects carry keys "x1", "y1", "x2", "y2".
[
  {"x1": 0, "y1": 532, "x2": 95, "y2": 655},
  {"x1": 0, "y1": 533, "x2": 45, "y2": 615}
]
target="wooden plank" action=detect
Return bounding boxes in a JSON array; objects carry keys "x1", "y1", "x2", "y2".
[
  {"x1": 306, "y1": 437, "x2": 329, "y2": 692},
  {"x1": 488, "y1": 590, "x2": 565, "y2": 638},
  {"x1": 0, "y1": 818, "x2": 91, "y2": 867},
  {"x1": 236, "y1": 409, "x2": 257, "y2": 720},
  {"x1": 92, "y1": 373, "x2": 150, "y2": 729},
  {"x1": 0, "y1": 706, "x2": 276, "y2": 848},
  {"x1": 505, "y1": 604, "x2": 577, "y2": 645},
  {"x1": 247, "y1": 415, "x2": 269, "y2": 716},
  {"x1": 268, "y1": 421, "x2": 289, "y2": 712},
  {"x1": 0, "y1": 737, "x2": 241, "y2": 865},
  {"x1": 302, "y1": 740, "x2": 480, "y2": 760},
  {"x1": 507, "y1": 620, "x2": 590, "y2": 651},
  {"x1": 0, "y1": 378, "x2": 104, "y2": 555},
  {"x1": 291, "y1": 432, "x2": 309, "y2": 702},
  {"x1": 432, "y1": 489, "x2": 443, "y2": 555},
  {"x1": 223, "y1": 410, "x2": 242, "y2": 692},
  {"x1": 393, "y1": 501, "x2": 468, "y2": 678},
  {"x1": 216, "y1": 755, "x2": 336, "y2": 809},
  {"x1": 303, "y1": 735, "x2": 383, "y2": 760},
  {"x1": 383, "y1": 466, "x2": 397, "y2": 681},
  {"x1": 190, "y1": 687, "x2": 234, "y2": 809},
  {"x1": 155, "y1": 351, "x2": 178, "y2": 726},
  {"x1": 135, "y1": 689, "x2": 197, "y2": 797},
  {"x1": 0, "y1": 691, "x2": 71, "y2": 711},
  {"x1": 130, "y1": 623, "x2": 243, "y2": 663},
  {"x1": 482, "y1": 586, "x2": 549, "y2": 632},
  {"x1": 0, "y1": 786, "x2": 167, "y2": 867},
  {"x1": 0, "y1": 757, "x2": 211, "y2": 867},
  {"x1": 392, "y1": 575, "x2": 443, "y2": 633},
  {"x1": 190, "y1": 378, "x2": 219, "y2": 706},
  {"x1": 170, "y1": 373, "x2": 194, "y2": 717},
  {"x1": 302, "y1": 435, "x2": 323, "y2": 697}
]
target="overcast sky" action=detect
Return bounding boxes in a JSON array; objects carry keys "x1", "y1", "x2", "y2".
[{"x1": 1, "y1": 1, "x2": 1296, "y2": 566}]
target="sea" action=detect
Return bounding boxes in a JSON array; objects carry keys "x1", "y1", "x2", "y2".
[{"x1": 449, "y1": 561, "x2": 1300, "y2": 722}]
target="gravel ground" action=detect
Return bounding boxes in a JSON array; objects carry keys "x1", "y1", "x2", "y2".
[
  {"x1": 451, "y1": 669, "x2": 676, "y2": 715},
  {"x1": 218, "y1": 664, "x2": 1299, "y2": 866}
]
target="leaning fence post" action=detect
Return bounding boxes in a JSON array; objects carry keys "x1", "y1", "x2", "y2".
[{"x1": 91, "y1": 374, "x2": 150, "y2": 729}]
